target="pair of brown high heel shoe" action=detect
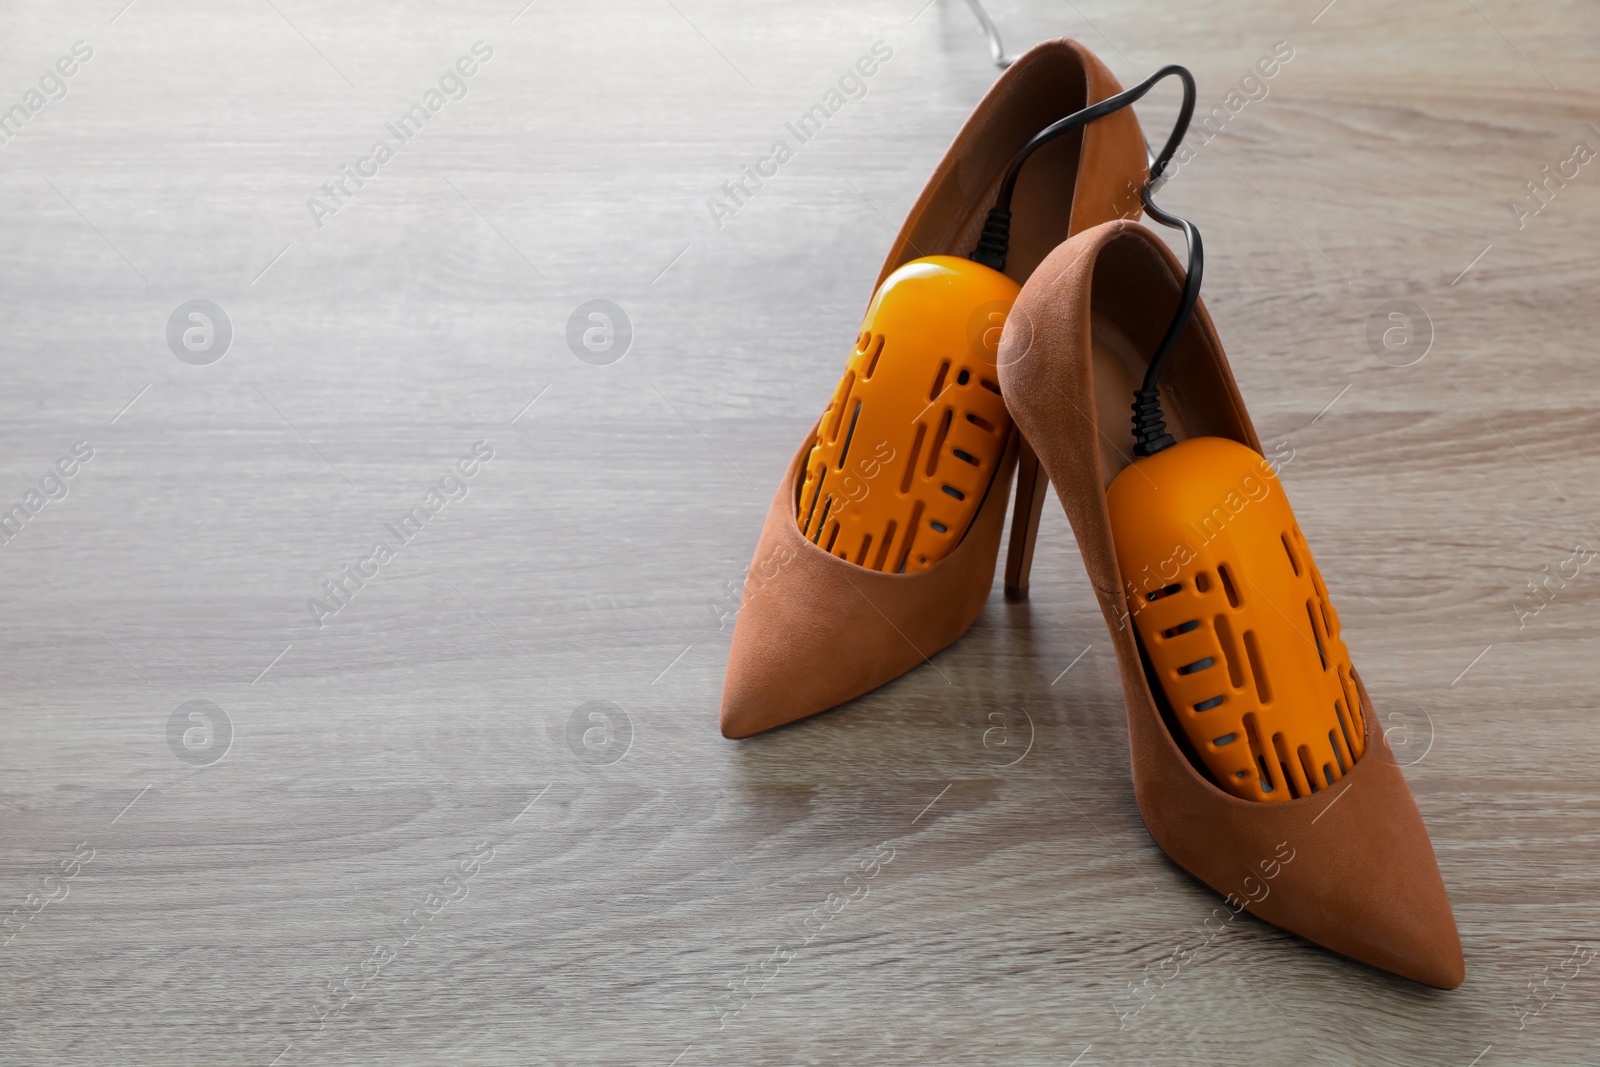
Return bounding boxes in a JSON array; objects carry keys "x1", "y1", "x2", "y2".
[{"x1": 719, "y1": 40, "x2": 1463, "y2": 990}]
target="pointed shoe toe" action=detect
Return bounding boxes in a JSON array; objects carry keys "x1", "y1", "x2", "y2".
[
  {"x1": 1000, "y1": 222, "x2": 1462, "y2": 986},
  {"x1": 721, "y1": 429, "x2": 1016, "y2": 739},
  {"x1": 1125, "y1": 670, "x2": 1464, "y2": 988},
  {"x1": 1268, "y1": 673, "x2": 1463, "y2": 988}
]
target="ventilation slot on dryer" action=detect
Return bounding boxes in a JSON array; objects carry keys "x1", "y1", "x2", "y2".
[
  {"x1": 872, "y1": 521, "x2": 897, "y2": 571},
  {"x1": 836, "y1": 400, "x2": 862, "y2": 469},
  {"x1": 1244, "y1": 713, "x2": 1275, "y2": 795},
  {"x1": 862, "y1": 333, "x2": 886, "y2": 379},
  {"x1": 1281, "y1": 532, "x2": 1301, "y2": 576},
  {"x1": 800, "y1": 473, "x2": 825, "y2": 538},
  {"x1": 1273, "y1": 731, "x2": 1310, "y2": 798},
  {"x1": 900, "y1": 424, "x2": 926, "y2": 493},
  {"x1": 1217, "y1": 563, "x2": 1241, "y2": 607},
  {"x1": 1329, "y1": 728, "x2": 1350, "y2": 773},
  {"x1": 1337, "y1": 665, "x2": 1366, "y2": 754},
  {"x1": 1311, "y1": 568, "x2": 1338, "y2": 639},
  {"x1": 1296, "y1": 744, "x2": 1321, "y2": 793},
  {"x1": 1306, "y1": 600, "x2": 1328, "y2": 671},
  {"x1": 1242, "y1": 629, "x2": 1273, "y2": 704},
  {"x1": 825, "y1": 371, "x2": 855, "y2": 442},
  {"x1": 894, "y1": 502, "x2": 924, "y2": 573},
  {"x1": 1333, "y1": 695, "x2": 1359, "y2": 764},
  {"x1": 812, "y1": 496, "x2": 835, "y2": 544},
  {"x1": 926, "y1": 409, "x2": 953, "y2": 476},
  {"x1": 1213, "y1": 614, "x2": 1245, "y2": 689}
]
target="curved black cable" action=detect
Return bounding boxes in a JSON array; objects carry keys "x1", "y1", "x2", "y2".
[
  {"x1": 1129, "y1": 180, "x2": 1202, "y2": 455},
  {"x1": 968, "y1": 64, "x2": 1202, "y2": 456},
  {"x1": 1004, "y1": 64, "x2": 1194, "y2": 216}
]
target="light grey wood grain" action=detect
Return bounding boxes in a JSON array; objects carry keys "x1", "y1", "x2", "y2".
[{"x1": 2, "y1": 0, "x2": 1599, "y2": 1063}]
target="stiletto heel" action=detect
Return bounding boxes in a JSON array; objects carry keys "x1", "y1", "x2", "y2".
[{"x1": 1003, "y1": 433, "x2": 1047, "y2": 600}]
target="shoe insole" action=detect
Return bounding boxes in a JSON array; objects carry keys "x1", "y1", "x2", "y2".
[{"x1": 1090, "y1": 311, "x2": 1190, "y2": 486}]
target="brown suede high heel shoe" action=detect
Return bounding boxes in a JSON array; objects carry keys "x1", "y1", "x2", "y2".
[
  {"x1": 720, "y1": 39, "x2": 1147, "y2": 739},
  {"x1": 998, "y1": 219, "x2": 1464, "y2": 988}
]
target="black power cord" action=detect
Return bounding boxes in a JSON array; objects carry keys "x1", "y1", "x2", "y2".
[{"x1": 969, "y1": 64, "x2": 1202, "y2": 457}]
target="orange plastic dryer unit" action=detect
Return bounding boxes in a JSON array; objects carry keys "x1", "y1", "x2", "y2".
[
  {"x1": 798, "y1": 256, "x2": 1019, "y2": 573},
  {"x1": 1108, "y1": 436, "x2": 1366, "y2": 802}
]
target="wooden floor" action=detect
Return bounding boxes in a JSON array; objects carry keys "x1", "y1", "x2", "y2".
[{"x1": 3, "y1": 0, "x2": 1598, "y2": 1063}]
